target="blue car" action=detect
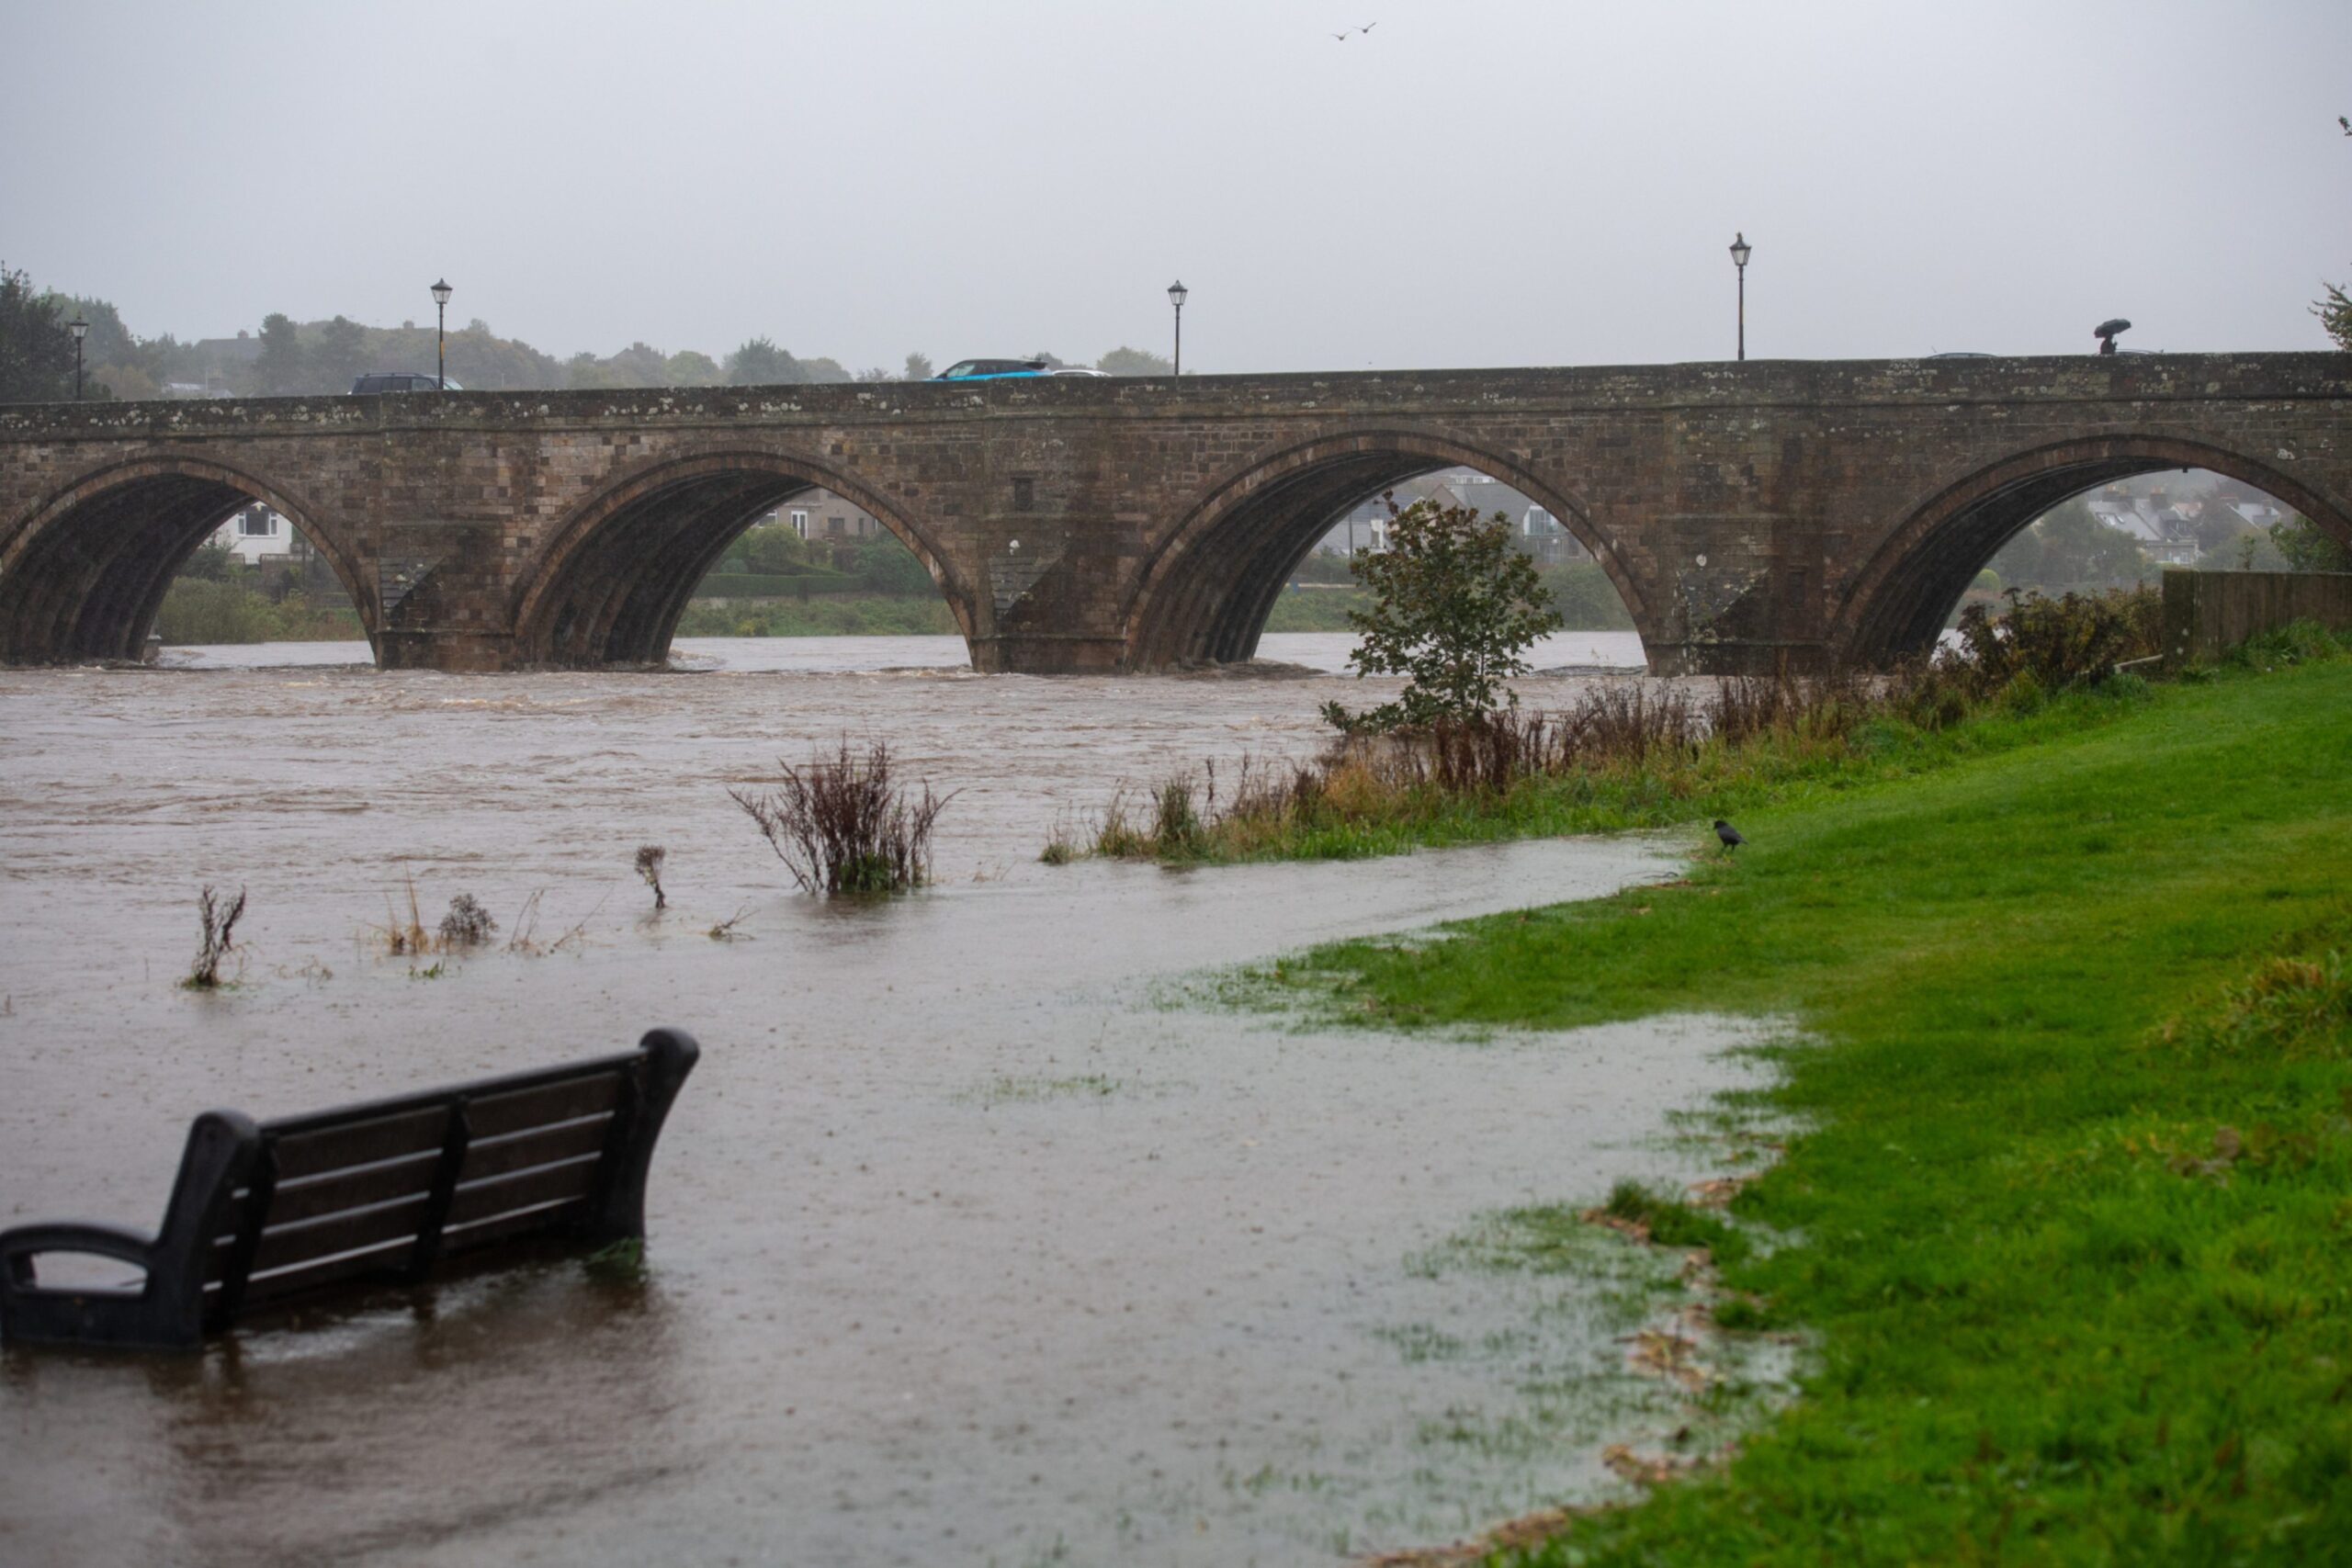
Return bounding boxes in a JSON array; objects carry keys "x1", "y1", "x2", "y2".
[{"x1": 933, "y1": 358, "x2": 1050, "y2": 382}]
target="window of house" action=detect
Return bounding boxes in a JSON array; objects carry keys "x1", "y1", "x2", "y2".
[
  {"x1": 827, "y1": 515, "x2": 847, "y2": 537},
  {"x1": 239, "y1": 512, "x2": 276, "y2": 537},
  {"x1": 789, "y1": 510, "x2": 809, "y2": 537}
]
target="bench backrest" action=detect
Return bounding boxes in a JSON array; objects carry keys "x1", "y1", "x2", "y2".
[{"x1": 175, "y1": 1029, "x2": 697, "y2": 1330}]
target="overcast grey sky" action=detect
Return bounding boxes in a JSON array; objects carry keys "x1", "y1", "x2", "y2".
[{"x1": 6, "y1": 0, "x2": 2348, "y2": 372}]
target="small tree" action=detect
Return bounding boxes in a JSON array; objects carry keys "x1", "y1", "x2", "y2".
[{"x1": 1321, "y1": 495, "x2": 1563, "y2": 733}]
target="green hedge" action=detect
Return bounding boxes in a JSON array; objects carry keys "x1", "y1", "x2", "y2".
[{"x1": 694, "y1": 570, "x2": 860, "y2": 598}]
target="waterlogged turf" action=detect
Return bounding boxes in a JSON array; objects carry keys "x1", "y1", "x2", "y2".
[{"x1": 1261, "y1": 656, "x2": 2352, "y2": 1563}]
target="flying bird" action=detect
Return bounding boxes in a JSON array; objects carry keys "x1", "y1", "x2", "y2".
[
  {"x1": 1361, "y1": 21, "x2": 1377, "y2": 31},
  {"x1": 1713, "y1": 819, "x2": 1746, "y2": 853},
  {"x1": 1332, "y1": 30, "x2": 1351, "y2": 39}
]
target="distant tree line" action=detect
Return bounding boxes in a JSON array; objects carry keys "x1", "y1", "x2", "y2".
[{"x1": 0, "y1": 262, "x2": 1187, "y2": 403}]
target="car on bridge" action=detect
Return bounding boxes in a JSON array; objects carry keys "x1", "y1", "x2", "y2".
[
  {"x1": 933, "y1": 359, "x2": 1050, "y2": 382},
  {"x1": 350, "y1": 372, "x2": 463, "y2": 394}
]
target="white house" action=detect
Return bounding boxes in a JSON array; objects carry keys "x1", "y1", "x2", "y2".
[{"x1": 208, "y1": 505, "x2": 317, "y2": 567}]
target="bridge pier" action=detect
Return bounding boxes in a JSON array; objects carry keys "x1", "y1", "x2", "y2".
[{"x1": 1644, "y1": 639, "x2": 1834, "y2": 678}]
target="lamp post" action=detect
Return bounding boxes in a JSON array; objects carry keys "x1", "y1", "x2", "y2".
[
  {"x1": 67, "y1": 316, "x2": 88, "y2": 401},
  {"x1": 1727, "y1": 233, "x2": 1751, "y2": 362},
  {"x1": 1167, "y1": 279, "x2": 1187, "y2": 378},
  {"x1": 430, "y1": 278, "x2": 453, "y2": 389}
]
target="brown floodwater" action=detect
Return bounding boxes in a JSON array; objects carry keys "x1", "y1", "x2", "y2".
[{"x1": 0, "y1": 633, "x2": 1771, "y2": 1568}]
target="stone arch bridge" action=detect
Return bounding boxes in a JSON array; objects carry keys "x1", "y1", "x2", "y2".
[{"x1": 3, "y1": 355, "x2": 2346, "y2": 673}]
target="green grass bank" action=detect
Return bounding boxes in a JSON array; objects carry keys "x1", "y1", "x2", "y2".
[{"x1": 1260, "y1": 658, "x2": 2352, "y2": 1562}]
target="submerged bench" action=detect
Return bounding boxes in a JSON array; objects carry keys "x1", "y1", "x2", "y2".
[{"x1": 0, "y1": 1028, "x2": 698, "y2": 1351}]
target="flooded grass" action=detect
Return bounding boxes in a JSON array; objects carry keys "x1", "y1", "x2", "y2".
[{"x1": 1245, "y1": 650, "x2": 2352, "y2": 1562}]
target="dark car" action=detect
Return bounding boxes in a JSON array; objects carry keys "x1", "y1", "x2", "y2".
[
  {"x1": 933, "y1": 359, "x2": 1049, "y2": 382},
  {"x1": 351, "y1": 372, "x2": 462, "y2": 394}
]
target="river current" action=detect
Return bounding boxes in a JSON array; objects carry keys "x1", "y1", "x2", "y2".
[{"x1": 0, "y1": 631, "x2": 1772, "y2": 1567}]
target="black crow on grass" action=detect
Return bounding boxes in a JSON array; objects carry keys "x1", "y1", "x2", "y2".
[{"x1": 1713, "y1": 819, "x2": 1746, "y2": 853}]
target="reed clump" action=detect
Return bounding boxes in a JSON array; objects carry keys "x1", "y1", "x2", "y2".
[
  {"x1": 1069, "y1": 587, "x2": 2165, "y2": 865},
  {"x1": 731, "y1": 738, "x2": 954, "y2": 895}
]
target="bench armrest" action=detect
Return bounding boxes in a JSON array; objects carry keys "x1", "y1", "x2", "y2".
[{"x1": 0, "y1": 1223, "x2": 158, "y2": 1289}]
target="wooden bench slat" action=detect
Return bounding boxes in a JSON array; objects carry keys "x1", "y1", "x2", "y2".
[
  {"x1": 263, "y1": 1149, "x2": 443, "y2": 1229},
  {"x1": 466, "y1": 1073, "x2": 624, "y2": 1141},
  {"x1": 447, "y1": 1156, "x2": 602, "y2": 1229},
  {"x1": 239, "y1": 1235, "x2": 419, "y2": 1304},
  {"x1": 439, "y1": 1198, "x2": 591, "y2": 1257},
  {"x1": 458, "y1": 1115, "x2": 614, "y2": 1185},
  {"x1": 270, "y1": 1106, "x2": 451, "y2": 1180},
  {"x1": 249, "y1": 1193, "x2": 433, "y2": 1277}
]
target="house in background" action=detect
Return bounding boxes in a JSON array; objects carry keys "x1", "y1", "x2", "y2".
[
  {"x1": 775, "y1": 488, "x2": 881, "y2": 541},
  {"x1": 209, "y1": 505, "x2": 309, "y2": 566},
  {"x1": 203, "y1": 506, "x2": 341, "y2": 598}
]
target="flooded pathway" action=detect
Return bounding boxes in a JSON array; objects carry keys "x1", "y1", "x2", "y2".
[{"x1": 0, "y1": 633, "x2": 1770, "y2": 1567}]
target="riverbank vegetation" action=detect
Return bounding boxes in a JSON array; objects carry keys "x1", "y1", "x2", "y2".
[
  {"x1": 156, "y1": 578, "x2": 365, "y2": 644},
  {"x1": 1075, "y1": 587, "x2": 2171, "y2": 866},
  {"x1": 1248, "y1": 637, "x2": 2352, "y2": 1563}
]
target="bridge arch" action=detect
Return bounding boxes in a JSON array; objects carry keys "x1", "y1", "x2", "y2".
[
  {"x1": 514, "y1": 448, "x2": 970, "y2": 667},
  {"x1": 1836, "y1": 434, "x2": 2352, "y2": 665},
  {"x1": 1123, "y1": 426, "x2": 1641, "y2": 669},
  {"x1": 0, "y1": 454, "x2": 374, "y2": 664}
]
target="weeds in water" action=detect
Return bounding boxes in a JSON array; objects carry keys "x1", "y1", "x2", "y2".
[
  {"x1": 1038, "y1": 808, "x2": 1080, "y2": 865},
  {"x1": 707, "y1": 905, "x2": 752, "y2": 941},
  {"x1": 408, "y1": 960, "x2": 447, "y2": 980},
  {"x1": 503, "y1": 889, "x2": 594, "y2": 955},
  {"x1": 583, "y1": 1236, "x2": 647, "y2": 1282},
  {"x1": 634, "y1": 845, "x2": 668, "y2": 909},
  {"x1": 379, "y1": 877, "x2": 433, "y2": 956},
  {"x1": 437, "y1": 893, "x2": 498, "y2": 948},
  {"x1": 183, "y1": 885, "x2": 247, "y2": 989},
  {"x1": 730, "y1": 738, "x2": 954, "y2": 895}
]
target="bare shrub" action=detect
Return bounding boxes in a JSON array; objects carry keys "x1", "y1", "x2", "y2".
[
  {"x1": 730, "y1": 738, "x2": 953, "y2": 895},
  {"x1": 184, "y1": 885, "x2": 247, "y2": 989},
  {"x1": 634, "y1": 845, "x2": 668, "y2": 909},
  {"x1": 438, "y1": 893, "x2": 498, "y2": 948}
]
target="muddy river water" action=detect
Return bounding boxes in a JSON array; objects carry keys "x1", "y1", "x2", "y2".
[{"x1": 0, "y1": 632, "x2": 1774, "y2": 1567}]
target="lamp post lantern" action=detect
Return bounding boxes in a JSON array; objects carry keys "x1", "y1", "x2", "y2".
[
  {"x1": 430, "y1": 278, "x2": 453, "y2": 389},
  {"x1": 67, "y1": 316, "x2": 88, "y2": 401},
  {"x1": 1727, "y1": 233, "x2": 1751, "y2": 362},
  {"x1": 1167, "y1": 280, "x2": 1187, "y2": 378}
]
